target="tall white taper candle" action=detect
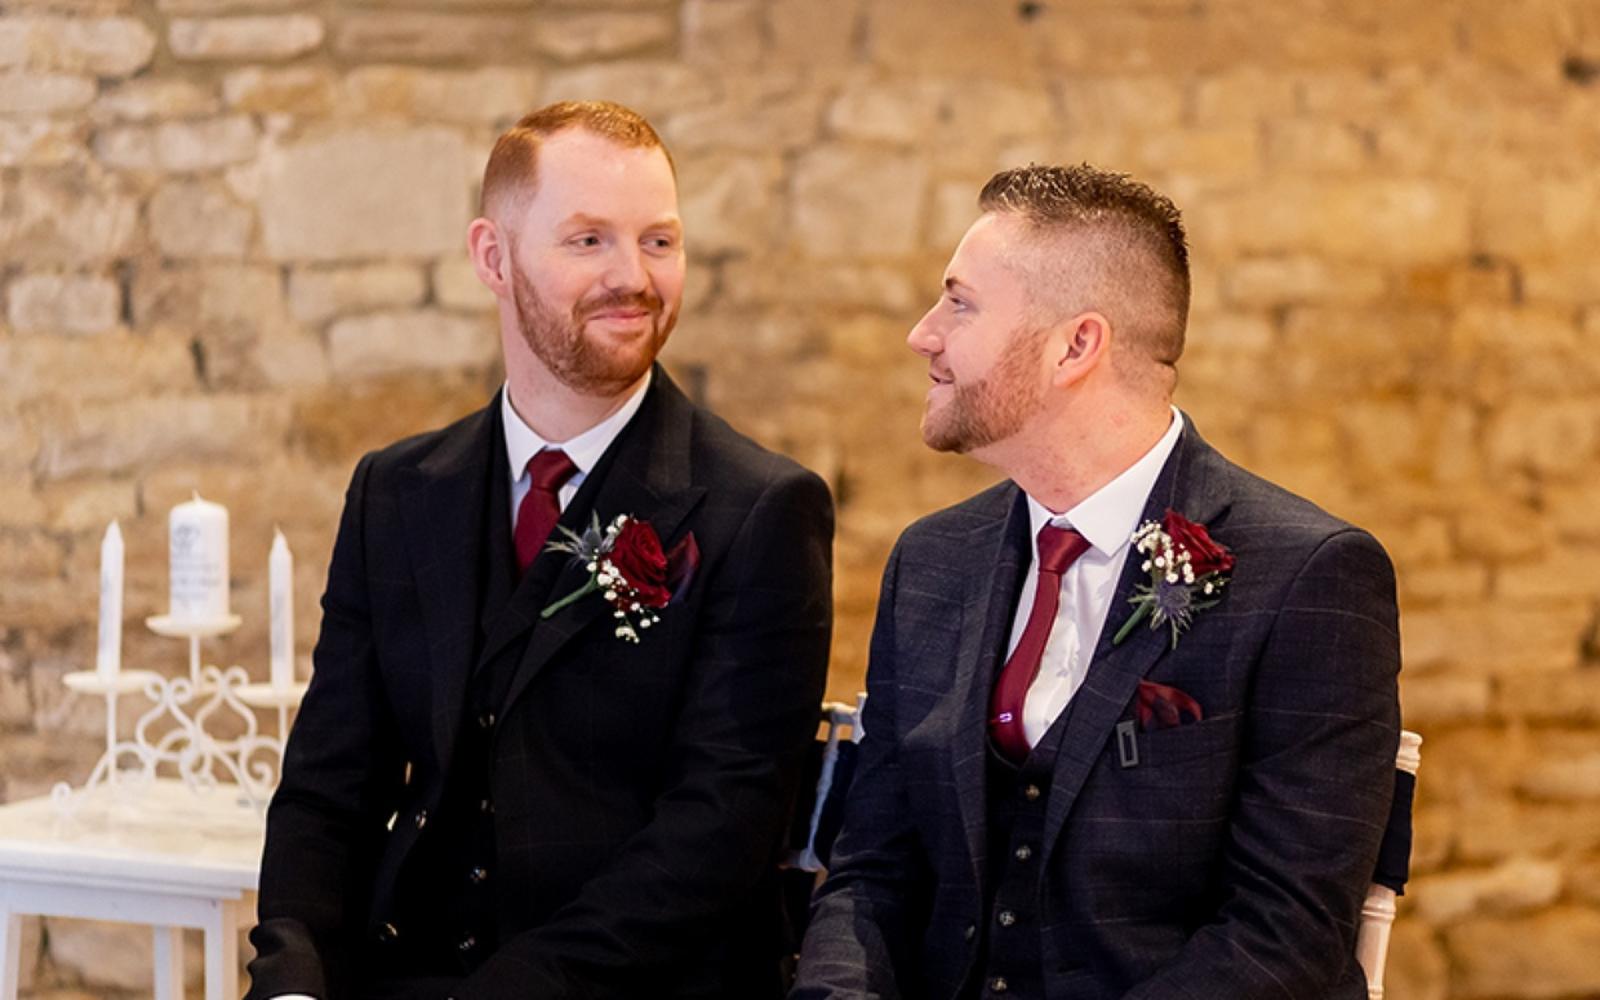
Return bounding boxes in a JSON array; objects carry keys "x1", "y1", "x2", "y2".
[
  {"x1": 96, "y1": 521, "x2": 123, "y2": 680},
  {"x1": 169, "y1": 492, "x2": 230, "y2": 622},
  {"x1": 269, "y1": 528, "x2": 295, "y2": 689}
]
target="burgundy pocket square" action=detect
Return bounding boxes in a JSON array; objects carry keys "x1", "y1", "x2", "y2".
[{"x1": 1135, "y1": 680, "x2": 1203, "y2": 732}]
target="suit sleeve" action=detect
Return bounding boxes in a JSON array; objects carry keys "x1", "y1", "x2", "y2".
[
  {"x1": 460, "y1": 466, "x2": 835, "y2": 998},
  {"x1": 790, "y1": 543, "x2": 933, "y2": 1000},
  {"x1": 1123, "y1": 528, "x2": 1402, "y2": 1000},
  {"x1": 246, "y1": 455, "x2": 408, "y2": 1000}
]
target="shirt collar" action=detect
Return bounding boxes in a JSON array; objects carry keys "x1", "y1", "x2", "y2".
[
  {"x1": 501, "y1": 370, "x2": 653, "y2": 483},
  {"x1": 1025, "y1": 406, "x2": 1185, "y2": 558}
]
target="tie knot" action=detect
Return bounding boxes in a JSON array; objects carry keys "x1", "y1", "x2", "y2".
[
  {"x1": 526, "y1": 449, "x2": 577, "y2": 493},
  {"x1": 1037, "y1": 524, "x2": 1090, "y2": 575}
]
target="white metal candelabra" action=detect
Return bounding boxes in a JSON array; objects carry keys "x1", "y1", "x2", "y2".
[{"x1": 51, "y1": 611, "x2": 309, "y2": 818}]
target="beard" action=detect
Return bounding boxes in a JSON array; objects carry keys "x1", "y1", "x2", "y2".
[
  {"x1": 921, "y1": 325, "x2": 1048, "y2": 454},
  {"x1": 511, "y1": 265, "x2": 677, "y2": 396}
]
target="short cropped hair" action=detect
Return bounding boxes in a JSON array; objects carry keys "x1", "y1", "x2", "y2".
[
  {"x1": 979, "y1": 164, "x2": 1190, "y2": 388},
  {"x1": 479, "y1": 100, "x2": 674, "y2": 219}
]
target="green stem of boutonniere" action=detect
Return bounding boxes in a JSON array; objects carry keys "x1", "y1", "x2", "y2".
[
  {"x1": 1112, "y1": 601, "x2": 1151, "y2": 646},
  {"x1": 541, "y1": 576, "x2": 599, "y2": 619}
]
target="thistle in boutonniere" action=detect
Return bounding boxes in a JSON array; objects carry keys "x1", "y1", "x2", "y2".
[
  {"x1": 1112, "y1": 510, "x2": 1235, "y2": 650},
  {"x1": 542, "y1": 513, "x2": 675, "y2": 643}
]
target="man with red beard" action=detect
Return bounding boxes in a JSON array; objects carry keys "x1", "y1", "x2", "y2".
[
  {"x1": 793, "y1": 165, "x2": 1400, "y2": 999},
  {"x1": 247, "y1": 102, "x2": 833, "y2": 1000}
]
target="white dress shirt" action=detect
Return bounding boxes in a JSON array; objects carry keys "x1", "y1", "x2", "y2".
[
  {"x1": 269, "y1": 376, "x2": 653, "y2": 1000},
  {"x1": 1008, "y1": 407, "x2": 1185, "y2": 746},
  {"x1": 501, "y1": 371, "x2": 652, "y2": 526}
]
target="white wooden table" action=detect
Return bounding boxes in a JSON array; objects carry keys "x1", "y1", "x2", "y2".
[{"x1": 0, "y1": 779, "x2": 263, "y2": 1000}]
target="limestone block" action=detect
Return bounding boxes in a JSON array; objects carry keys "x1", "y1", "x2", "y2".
[
  {"x1": 1398, "y1": 673, "x2": 1491, "y2": 726},
  {"x1": 0, "y1": 169, "x2": 140, "y2": 265},
  {"x1": 1410, "y1": 858, "x2": 1564, "y2": 924},
  {"x1": 1400, "y1": 564, "x2": 1490, "y2": 604},
  {"x1": 1486, "y1": 399, "x2": 1600, "y2": 477},
  {"x1": 1524, "y1": 260, "x2": 1600, "y2": 305},
  {"x1": 1496, "y1": 547, "x2": 1600, "y2": 602},
  {"x1": 1058, "y1": 75, "x2": 1184, "y2": 131},
  {"x1": 1446, "y1": 906, "x2": 1600, "y2": 998},
  {"x1": 91, "y1": 78, "x2": 219, "y2": 121},
  {"x1": 327, "y1": 309, "x2": 496, "y2": 378},
  {"x1": 295, "y1": 373, "x2": 495, "y2": 464},
  {"x1": 1192, "y1": 68, "x2": 1297, "y2": 124},
  {"x1": 342, "y1": 66, "x2": 541, "y2": 125},
  {"x1": 333, "y1": 11, "x2": 524, "y2": 61},
  {"x1": 1456, "y1": 801, "x2": 1600, "y2": 862},
  {"x1": 1499, "y1": 671, "x2": 1600, "y2": 725},
  {"x1": 664, "y1": 73, "x2": 822, "y2": 152},
  {"x1": 681, "y1": 0, "x2": 763, "y2": 66},
  {"x1": 254, "y1": 328, "x2": 331, "y2": 388},
  {"x1": 720, "y1": 259, "x2": 919, "y2": 315},
  {"x1": 288, "y1": 264, "x2": 428, "y2": 325},
  {"x1": 791, "y1": 146, "x2": 927, "y2": 258},
  {"x1": 149, "y1": 178, "x2": 254, "y2": 259},
  {"x1": 1222, "y1": 256, "x2": 1386, "y2": 307},
  {"x1": 0, "y1": 72, "x2": 95, "y2": 114},
  {"x1": 530, "y1": 10, "x2": 675, "y2": 61},
  {"x1": 1478, "y1": 169, "x2": 1600, "y2": 257},
  {"x1": 677, "y1": 152, "x2": 782, "y2": 256},
  {"x1": 767, "y1": 0, "x2": 859, "y2": 67},
  {"x1": 0, "y1": 118, "x2": 82, "y2": 166},
  {"x1": 221, "y1": 66, "x2": 336, "y2": 115},
  {"x1": 1401, "y1": 603, "x2": 1586, "y2": 675},
  {"x1": 1263, "y1": 120, "x2": 1371, "y2": 172},
  {"x1": 0, "y1": 483, "x2": 46, "y2": 531},
  {"x1": 0, "y1": 16, "x2": 155, "y2": 76},
  {"x1": 6, "y1": 272, "x2": 120, "y2": 336},
  {"x1": 542, "y1": 61, "x2": 719, "y2": 121},
  {"x1": 826, "y1": 81, "x2": 942, "y2": 145},
  {"x1": 258, "y1": 126, "x2": 470, "y2": 262},
  {"x1": 159, "y1": 0, "x2": 310, "y2": 9},
  {"x1": 38, "y1": 478, "x2": 138, "y2": 531},
  {"x1": 1382, "y1": 919, "x2": 1447, "y2": 1000},
  {"x1": 1196, "y1": 178, "x2": 1471, "y2": 263},
  {"x1": 432, "y1": 258, "x2": 492, "y2": 311},
  {"x1": 169, "y1": 14, "x2": 324, "y2": 61},
  {"x1": 93, "y1": 115, "x2": 258, "y2": 172},
  {"x1": 864, "y1": 0, "x2": 1037, "y2": 80},
  {"x1": 36, "y1": 394, "x2": 292, "y2": 479},
  {"x1": 1519, "y1": 753, "x2": 1600, "y2": 801}
]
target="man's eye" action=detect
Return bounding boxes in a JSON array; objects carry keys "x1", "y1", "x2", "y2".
[
  {"x1": 646, "y1": 236, "x2": 678, "y2": 251},
  {"x1": 570, "y1": 235, "x2": 602, "y2": 248}
]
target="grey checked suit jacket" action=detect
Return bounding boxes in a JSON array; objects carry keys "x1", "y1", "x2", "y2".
[{"x1": 793, "y1": 421, "x2": 1401, "y2": 1000}]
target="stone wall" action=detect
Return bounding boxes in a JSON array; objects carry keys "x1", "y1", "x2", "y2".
[{"x1": 2, "y1": 0, "x2": 1599, "y2": 996}]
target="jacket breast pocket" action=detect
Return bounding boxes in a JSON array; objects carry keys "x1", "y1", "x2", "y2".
[{"x1": 1137, "y1": 711, "x2": 1240, "y2": 768}]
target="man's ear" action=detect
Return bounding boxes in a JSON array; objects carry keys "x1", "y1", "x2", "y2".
[
  {"x1": 1050, "y1": 311, "x2": 1111, "y2": 387},
  {"x1": 467, "y1": 218, "x2": 511, "y2": 299}
]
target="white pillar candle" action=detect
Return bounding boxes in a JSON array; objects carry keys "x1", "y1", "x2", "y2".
[
  {"x1": 169, "y1": 492, "x2": 230, "y2": 622},
  {"x1": 269, "y1": 528, "x2": 295, "y2": 689},
  {"x1": 96, "y1": 521, "x2": 124, "y2": 680}
]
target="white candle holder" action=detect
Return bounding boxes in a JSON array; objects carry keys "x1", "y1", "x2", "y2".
[{"x1": 52, "y1": 614, "x2": 303, "y2": 819}]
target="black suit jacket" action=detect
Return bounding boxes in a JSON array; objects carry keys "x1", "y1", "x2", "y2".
[
  {"x1": 248, "y1": 368, "x2": 833, "y2": 999},
  {"x1": 793, "y1": 421, "x2": 1401, "y2": 1000}
]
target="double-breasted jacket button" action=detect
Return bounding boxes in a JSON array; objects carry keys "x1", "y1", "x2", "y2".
[
  {"x1": 963, "y1": 923, "x2": 977, "y2": 942},
  {"x1": 479, "y1": 798, "x2": 494, "y2": 815},
  {"x1": 376, "y1": 922, "x2": 399, "y2": 943},
  {"x1": 414, "y1": 809, "x2": 428, "y2": 829},
  {"x1": 1013, "y1": 844, "x2": 1033, "y2": 862},
  {"x1": 469, "y1": 866, "x2": 489, "y2": 884},
  {"x1": 997, "y1": 910, "x2": 1017, "y2": 928},
  {"x1": 457, "y1": 935, "x2": 477, "y2": 952},
  {"x1": 477, "y1": 711, "x2": 496, "y2": 730},
  {"x1": 989, "y1": 976, "x2": 1009, "y2": 994},
  {"x1": 1022, "y1": 783, "x2": 1042, "y2": 801}
]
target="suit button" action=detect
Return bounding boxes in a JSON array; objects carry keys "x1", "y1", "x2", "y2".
[
  {"x1": 963, "y1": 923, "x2": 977, "y2": 942},
  {"x1": 457, "y1": 935, "x2": 477, "y2": 952},
  {"x1": 376, "y1": 922, "x2": 399, "y2": 943},
  {"x1": 997, "y1": 910, "x2": 1017, "y2": 927},
  {"x1": 1013, "y1": 844, "x2": 1033, "y2": 862},
  {"x1": 478, "y1": 711, "x2": 495, "y2": 730},
  {"x1": 989, "y1": 976, "x2": 1009, "y2": 993},
  {"x1": 414, "y1": 809, "x2": 428, "y2": 829},
  {"x1": 1022, "y1": 783, "x2": 1041, "y2": 801},
  {"x1": 469, "y1": 866, "x2": 489, "y2": 884},
  {"x1": 479, "y1": 798, "x2": 494, "y2": 815}
]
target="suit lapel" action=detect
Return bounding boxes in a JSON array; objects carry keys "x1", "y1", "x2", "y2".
[
  {"x1": 397, "y1": 400, "x2": 499, "y2": 778},
  {"x1": 497, "y1": 369, "x2": 707, "y2": 720},
  {"x1": 950, "y1": 486, "x2": 1032, "y2": 894},
  {"x1": 1040, "y1": 420, "x2": 1233, "y2": 854}
]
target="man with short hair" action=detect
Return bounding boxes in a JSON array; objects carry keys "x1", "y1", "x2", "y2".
[
  {"x1": 247, "y1": 101, "x2": 833, "y2": 1000},
  {"x1": 793, "y1": 165, "x2": 1401, "y2": 999}
]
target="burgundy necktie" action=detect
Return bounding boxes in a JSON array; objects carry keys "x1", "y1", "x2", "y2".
[
  {"x1": 514, "y1": 449, "x2": 577, "y2": 574},
  {"x1": 989, "y1": 524, "x2": 1093, "y2": 764}
]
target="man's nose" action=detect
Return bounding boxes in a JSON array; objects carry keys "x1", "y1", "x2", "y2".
[
  {"x1": 907, "y1": 306, "x2": 942, "y2": 356},
  {"x1": 603, "y1": 244, "x2": 649, "y2": 292}
]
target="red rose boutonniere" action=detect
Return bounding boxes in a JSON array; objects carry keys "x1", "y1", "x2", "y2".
[
  {"x1": 1112, "y1": 510, "x2": 1234, "y2": 650},
  {"x1": 541, "y1": 514, "x2": 698, "y2": 643}
]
